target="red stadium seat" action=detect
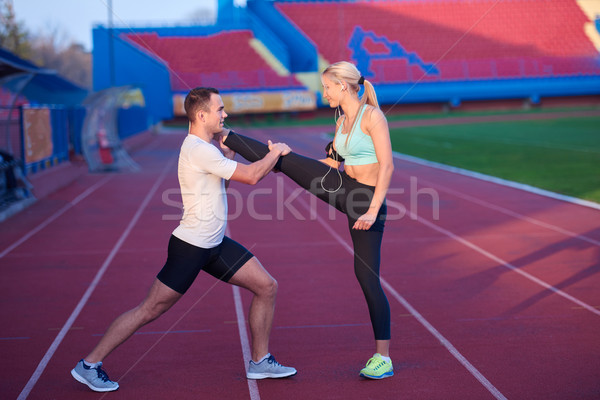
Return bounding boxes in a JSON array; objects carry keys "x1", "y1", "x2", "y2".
[
  {"x1": 122, "y1": 31, "x2": 303, "y2": 91},
  {"x1": 276, "y1": 0, "x2": 600, "y2": 83}
]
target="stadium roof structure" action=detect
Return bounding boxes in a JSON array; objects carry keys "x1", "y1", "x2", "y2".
[{"x1": 0, "y1": 47, "x2": 88, "y2": 106}]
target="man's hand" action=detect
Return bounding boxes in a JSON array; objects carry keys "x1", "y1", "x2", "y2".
[
  {"x1": 229, "y1": 138, "x2": 291, "y2": 185},
  {"x1": 267, "y1": 140, "x2": 292, "y2": 156},
  {"x1": 219, "y1": 133, "x2": 235, "y2": 159},
  {"x1": 218, "y1": 127, "x2": 231, "y2": 138}
]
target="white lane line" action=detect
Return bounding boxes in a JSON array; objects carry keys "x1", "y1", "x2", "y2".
[
  {"x1": 288, "y1": 187, "x2": 508, "y2": 400},
  {"x1": 392, "y1": 151, "x2": 600, "y2": 211},
  {"x1": 232, "y1": 286, "x2": 261, "y2": 400},
  {"x1": 0, "y1": 176, "x2": 113, "y2": 259},
  {"x1": 381, "y1": 281, "x2": 508, "y2": 400},
  {"x1": 391, "y1": 201, "x2": 600, "y2": 318},
  {"x1": 17, "y1": 158, "x2": 175, "y2": 400},
  {"x1": 397, "y1": 174, "x2": 600, "y2": 247},
  {"x1": 316, "y1": 134, "x2": 599, "y2": 241},
  {"x1": 227, "y1": 226, "x2": 260, "y2": 400}
]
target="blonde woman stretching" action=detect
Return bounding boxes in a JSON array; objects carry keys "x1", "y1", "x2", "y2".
[{"x1": 222, "y1": 61, "x2": 394, "y2": 379}]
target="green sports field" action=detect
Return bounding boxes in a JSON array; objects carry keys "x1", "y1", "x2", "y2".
[
  {"x1": 389, "y1": 114, "x2": 600, "y2": 203},
  {"x1": 224, "y1": 107, "x2": 600, "y2": 204}
]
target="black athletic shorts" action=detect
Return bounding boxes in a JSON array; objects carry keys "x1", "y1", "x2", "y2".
[{"x1": 157, "y1": 235, "x2": 254, "y2": 294}]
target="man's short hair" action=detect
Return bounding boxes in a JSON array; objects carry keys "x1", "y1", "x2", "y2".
[{"x1": 184, "y1": 87, "x2": 219, "y2": 122}]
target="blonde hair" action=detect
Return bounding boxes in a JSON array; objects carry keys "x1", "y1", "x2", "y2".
[{"x1": 322, "y1": 61, "x2": 379, "y2": 145}]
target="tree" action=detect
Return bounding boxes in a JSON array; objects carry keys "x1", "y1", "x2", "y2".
[
  {"x1": 0, "y1": 1, "x2": 91, "y2": 89},
  {"x1": 29, "y1": 25, "x2": 92, "y2": 89},
  {"x1": 186, "y1": 7, "x2": 217, "y2": 25},
  {"x1": 0, "y1": 0, "x2": 32, "y2": 59}
]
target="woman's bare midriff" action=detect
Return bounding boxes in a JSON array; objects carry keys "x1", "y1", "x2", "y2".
[{"x1": 344, "y1": 163, "x2": 379, "y2": 186}]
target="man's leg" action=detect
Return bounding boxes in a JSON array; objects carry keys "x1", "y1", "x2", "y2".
[
  {"x1": 227, "y1": 256, "x2": 277, "y2": 361},
  {"x1": 227, "y1": 256, "x2": 296, "y2": 379},
  {"x1": 85, "y1": 279, "x2": 182, "y2": 363},
  {"x1": 72, "y1": 279, "x2": 182, "y2": 392}
]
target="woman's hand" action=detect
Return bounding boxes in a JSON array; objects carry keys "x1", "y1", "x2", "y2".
[{"x1": 352, "y1": 210, "x2": 378, "y2": 230}]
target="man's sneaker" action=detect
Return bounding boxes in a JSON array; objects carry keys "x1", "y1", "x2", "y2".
[
  {"x1": 359, "y1": 353, "x2": 394, "y2": 379},
  {"x1": 71, "y1": 359, "x2": 119, "y2": 392},
  {"x1": 246, "y1": 354, "x2": 297, "y2": 379}
]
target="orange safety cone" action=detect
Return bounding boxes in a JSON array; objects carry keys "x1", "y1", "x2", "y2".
[{"x1": 97, "y1": 128, "x2": 114, "y2": 165}]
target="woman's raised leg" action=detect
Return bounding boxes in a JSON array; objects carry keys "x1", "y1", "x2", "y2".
[{"x1": 224, "y1": 131, "x2": 344, "y2": 207}]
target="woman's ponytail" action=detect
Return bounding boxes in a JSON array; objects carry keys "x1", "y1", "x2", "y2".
[{"x1": 361, "y1": 79, "x2": 379, "y2": 109}]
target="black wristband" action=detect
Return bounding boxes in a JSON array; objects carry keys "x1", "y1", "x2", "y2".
[{"x1": 325, "y1": 141, "x2": 344, "y2": 162}]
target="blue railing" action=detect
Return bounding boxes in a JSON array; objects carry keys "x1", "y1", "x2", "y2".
[{"x1": 1, "y1": 105, "x2": 149, "y2": 176}]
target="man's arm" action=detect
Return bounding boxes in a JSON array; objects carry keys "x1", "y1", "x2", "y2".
[
  {"x1": 229, "y1": 140, "x2": 290, "y2": 185},
  {"x1": 216, "y1": 135, "x2": 236, "y2": 189}
]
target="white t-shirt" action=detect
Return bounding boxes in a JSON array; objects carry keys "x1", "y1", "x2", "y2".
[{"x1": 172, "y1": 134, "x2": 237, "y2": 248}]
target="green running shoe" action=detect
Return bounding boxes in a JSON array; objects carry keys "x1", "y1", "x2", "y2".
[{"x1": 359, "y1": 353, "x2": 394, "y2": 379}]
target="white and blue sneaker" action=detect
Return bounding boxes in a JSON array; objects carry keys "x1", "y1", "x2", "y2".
[
  {"x1": 246, "y1": 354, "x2": 297, "y2": 379},
  {"x1": 71, "y1": 359, "x2": 119, "y2": 392}
]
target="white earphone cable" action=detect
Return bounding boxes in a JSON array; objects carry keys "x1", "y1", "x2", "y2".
[{"x1": 320, "y1": 106, "x2": 343, "y2": 193}]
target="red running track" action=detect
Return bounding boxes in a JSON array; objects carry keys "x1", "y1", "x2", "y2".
[{"x1": 1, "y1": 127, "x2": 599, "y2": 400}]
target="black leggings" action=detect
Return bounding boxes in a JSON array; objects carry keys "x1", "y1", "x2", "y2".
[{"x1": 224, "y1": 132, "x2": 391, "y2": 340}]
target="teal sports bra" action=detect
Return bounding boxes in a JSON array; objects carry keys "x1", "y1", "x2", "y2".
[{"x1": 333, "y1": 105, "x2": 379, "y2": 166}]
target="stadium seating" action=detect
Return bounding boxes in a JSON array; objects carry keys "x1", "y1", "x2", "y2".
[
  {"x1": 0, "y1": 88, "x2": 27, "y2": 108},
  {"x1": 122, "y1": 30, "x2": 304, "y2": 91},
  {"x1": 276, "y1": 0, "x2": 600, "y2": 83}
]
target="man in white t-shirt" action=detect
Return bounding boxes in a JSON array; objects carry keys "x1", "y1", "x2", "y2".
[{"x1": 71, "y1": 87, "x2": 296, "y2": 393}]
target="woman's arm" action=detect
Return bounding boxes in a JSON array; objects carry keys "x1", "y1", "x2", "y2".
[
  {"x1": 319, "y1": 116, "x2": 344, "y2": 168},
  {"x1": 352, "y1": 108, "x2": 394, "y2": 230}
]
